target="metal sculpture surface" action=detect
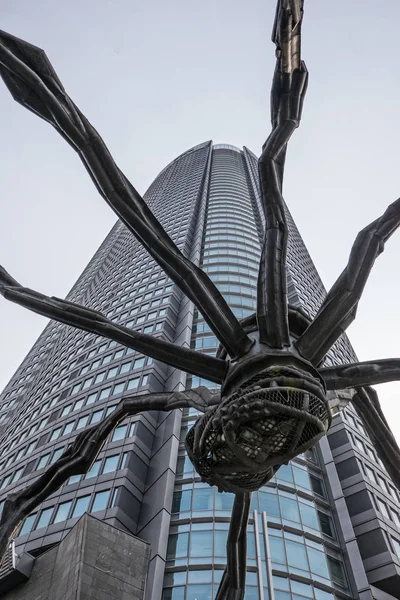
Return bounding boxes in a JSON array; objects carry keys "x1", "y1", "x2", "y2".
[{"x1": 0, "y1": 1, "x2": 400, "y2": 598}]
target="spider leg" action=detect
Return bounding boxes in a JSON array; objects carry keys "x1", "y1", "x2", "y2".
[
  {"x1": 215, "y1": 492, "x2": 251, "y2": 600},
  {"x1": 0, "y1": 387, "x2": 215, "y2": 564},
  {"x1": 257, "y1": 1, "x2": 308, "y2": 347},
  {"x1": 0, "y1": 31, "x2": 252, "y2": 360},
  {"x1": 351, "y1": 387, "x2": 400, "y2": 491},
  {"x1": 296, "y1": 197, "x2": 400, "y2": 365},
  {"x1": 321, "y1": 359, "x2": 400, "y2": 390},
  {"x1": 0, "y1": 266, "x2": 227, "y2": 383}
]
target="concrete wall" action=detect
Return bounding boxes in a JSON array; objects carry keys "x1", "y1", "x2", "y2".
[{"x1": 1, "y1": 513, "x2": 150, "y2": 600}]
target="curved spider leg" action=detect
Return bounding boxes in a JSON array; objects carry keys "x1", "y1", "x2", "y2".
[
  {"x1": 215, "y1": 492, "x2": 251, "y2": 600},
  {"x1": 0, "y1": 386, "x2": 217, "y2": 565},
  {"x1": 351, "y1": 387, "x2": 400, "y2": 491},
  {"x1": 257, "y1": 0, "x2": 308, "y2": 348},
  {"x1": 270, "y1": 1, "x2": 304, "y2": 185},
  {"x1": 321, "y1": 359, "x2": 400, "y2": 390},
  {"x1": 0, "y1": 31, "x2": 252, "y2": 361},
  {"x1": 295, "y1": 197, "x2": 400, "y2": 365},
  {"x1": 0, "y1": 266, "x2": 227, "y2": 384}
]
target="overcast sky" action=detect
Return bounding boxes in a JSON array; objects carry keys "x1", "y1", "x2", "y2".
[{"x1": 1, "y1": 0, "x2": 400, "y2": 441}]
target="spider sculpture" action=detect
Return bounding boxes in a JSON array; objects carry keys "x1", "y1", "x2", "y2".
[{"x1": 0, "y1": 1, "x2": 400, "y2": 598}]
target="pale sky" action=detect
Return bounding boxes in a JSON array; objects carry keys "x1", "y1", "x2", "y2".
[{"x1": 1, "y1": 0, "x2": 400, "y2": 442}]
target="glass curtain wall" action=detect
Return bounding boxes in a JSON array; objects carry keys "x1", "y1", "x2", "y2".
[{"x1": 163, "y1": 147, "x2": 351, "y2": 600}]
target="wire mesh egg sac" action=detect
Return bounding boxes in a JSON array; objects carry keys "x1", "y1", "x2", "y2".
[{"x1": 185, "y1": 368, "x2": 331, "y2": 493}]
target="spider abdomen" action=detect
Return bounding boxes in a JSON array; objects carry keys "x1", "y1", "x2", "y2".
[{"x1": 185, "y1": 366, "x2": 331, "y2": 493}]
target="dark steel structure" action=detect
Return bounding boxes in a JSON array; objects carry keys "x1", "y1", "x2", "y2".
[{"x1": 0, "y1": 1, "x2": 400, "y2": 599}]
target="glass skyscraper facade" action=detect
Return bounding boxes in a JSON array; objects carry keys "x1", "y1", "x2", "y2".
[{"x1": 0, "y1": 142, "x2": 399, "y2": 600}]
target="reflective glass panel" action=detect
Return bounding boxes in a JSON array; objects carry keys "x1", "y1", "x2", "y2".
[
  {"x1": 53, "y1": 501, "x2": 72, "y2": 523},
  {"x1": 190, "y1": 531, "x2": 212, "y2": 557},
  {"x1": 72, "y1": 495, "x2": 91, "y2": 518},
  {"x1": 35, "y1": 507, "x2": 54, "y2": 530},
  {"x1": 19, "y1": 513, "x2": 37, "y2": 536},
  {"x1": 103, "y1": 455, "x2": 119, "y2": 474},
  {"x1": 91, "y1": 489, "x2": 110, "y2": 512}
]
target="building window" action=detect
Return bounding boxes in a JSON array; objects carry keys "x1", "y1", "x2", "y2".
[
  {"x1": 94, "y1": 372, "x2": 106, "y2": 384},
  {"x1": 84, "y1": 460, "x2": 101, "y2": 479},
  {"x1": 127, "y1": 378, "x2": 139, "y2": 391},
  {"x1": 327, "y1": 556, "x2": 347, "y2": 587},
  {"x1": 111, "y1": 425, "x2": 127, "y2": 442},
  {"x1": 99, "y1": 387, "x2": 111, "y2": 400},
  {"x1": 74, "y1": 399, "x2": 84, "y2": 411},
  {"x1": 63, "y1": 422, "x2": 74, "y2": 436},
  {"x1": 106, "y1": 367, "x2": 118, "y2": 380},
  {"x1": 72, "y1": 495, "x2": 91, "y2": 519},
  {"x1": 61, "y1": 404, "x2": 72, "y2": 417},
  {"x1": 19, "y1": 513, "x2": 37, "y2": 536},
  {"x1": 310, "y1": 475, "x2": 326, "y2": 498},
  {"x1": 11, "y1": 467, "x2": 24, "y2": 483},
  {"x1": 53, "y1": 500, "x2": 73, "y2": 524},
  {"x1": 103, "y1": 455, "x2": 119, "y2": 474},
  {"x1": 87, "y1": 392, "x2": 97, "y2": 404},
  {"x1": 37, "y1": 454, "x2": 50, "y2": 470},
  {"x1": 50, "y1": 427, "x2": 62, "y2": 441},
  {"x1": 71, "y1": 383, "x2": 82, "y2": 395},
  {"x1": 120, "y1": 452, "x2": 130, "y2": 469},
  {"x1": 76, "y1": 415, "x2": 89, "y2": 430},
  {"x1": 91, "y1": 490, "x2": 111, "y2": 512},
  {"x1": 90, "y1": 410, "x2": 103, "y2": 424},
  {"x1": 376, "y1": 497, "x2": 390, "y2": 519},
  {"x1": 35, "y1": 507, "x2": 54, "y2": 530},
  {"x1": 67, "y1": 474, "x2": 81, "y2": 485},
  {"x1": 318, "y1": 511, "x2": 335, "y2": 538},
  {"x1": 50, "y1": 448, "x2": 64, "y2": 464},
  {"x1": 364, "y1": 465, "x2": 376, "y2": 483}
]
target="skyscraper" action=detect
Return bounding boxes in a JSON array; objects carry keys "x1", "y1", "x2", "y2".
[{"x1": 0, "y1": 142, "x2": 399, "y2": 600}]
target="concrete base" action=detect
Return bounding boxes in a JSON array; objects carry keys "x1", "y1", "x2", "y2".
[{"x1": 0, "y1": 513, "x2": 150, "y2": 600}]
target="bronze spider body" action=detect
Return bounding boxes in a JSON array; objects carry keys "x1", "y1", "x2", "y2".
[{"x1": 1, "y1": 1, "x2": 400, "y2": 598}]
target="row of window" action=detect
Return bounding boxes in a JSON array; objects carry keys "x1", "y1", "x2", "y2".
[
  {"x1": 172, "y1": 485, "x2": 334, "y2": 539},
  {"x1": 77, "y1": 350, "x2": 151, "y2": 379},
  {"x1": 205, "y1": 235, "x2": 260, "y2": 252},
  {"x1": 350, "y1": 431, "x2": 386, "y2": 471},
  {"x1": 202, "y1": 256, "x2": 259, "y2": 269},
  {"x1": 177, "y1": 455, "x2": 320, "y2": 498},
  {"x1": 1, "y1": 337, "x2": 123, "y2": 449},
  {"x1": 362, "y1": 461, "x2": 400, "y2": 503},
  {"x1": 0, "y1": 421, "x2": 136, "y2": 490},
  {"x1": 205, "y1": 263, "x2": 258, "y2": 276},
  {"x1": 18, "y1": 487, "x2": 118, "y2": 536},
  {"x1": 0, "y1": 241, "x2": 172, "y2": 404},
  {"x1": 11, "y1": 349, "x2": 150, "y2": 440},
  {"x1": 208, "y1": 274, "x2": 257, "y2": 287},
  {"x1": 372, "y1": 491, "x2": 400, "y2": 528},
  {"x1": 1, "y1": 371, "x2": 149, "y2": 470},
  {"x1": 207, "y1": 208, "x2": 255, "y2": 221},
  {"x1": 207, "y1": 222, "x2": 258, "y2": 236},
  {"x1": 29, "y1": 293, "x2": 166, "y2": 394},
  {"x1": 207, "y1": 201, "x2": 254, "y2": 214},
  {"x1": 49, "y1": 413, "x2": 137, "y2": 446},
  {"x1": 167, "y1": 525, "x2": 344, "y2": 587},
  {"x1": 66, "y1": 450, "x2": 130, "y2": 485},
  {"x1": 69, "y1": 358, "x2": 152, "y2": 396},
  {"x1": 203, "y1": 246, "x2": 260, "y2": 261},
  {"x1": 163, "y1": 573, "x2": 334, "y2": 600}
]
